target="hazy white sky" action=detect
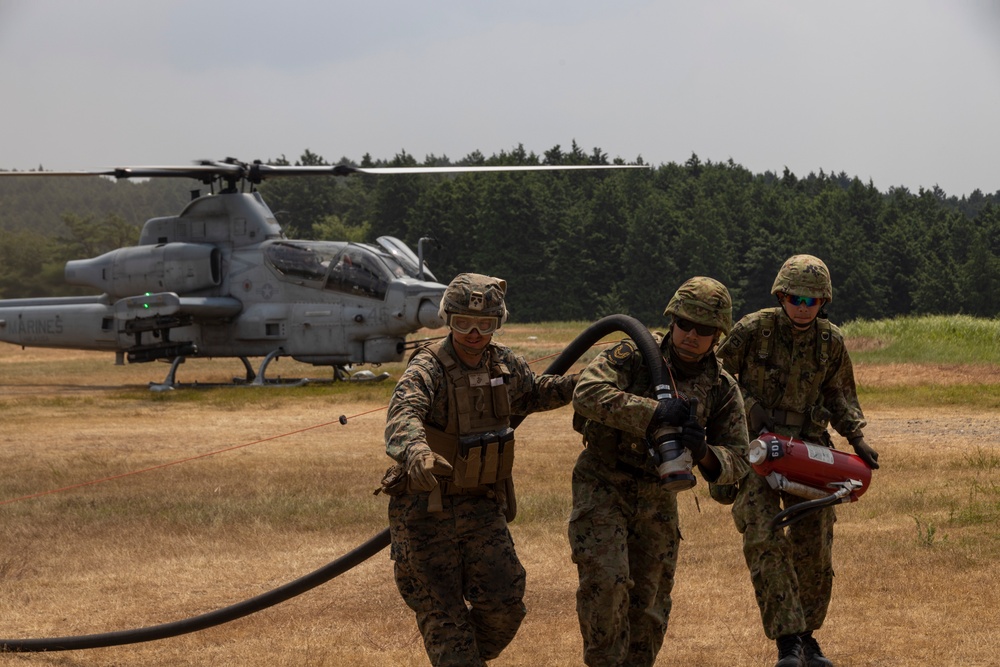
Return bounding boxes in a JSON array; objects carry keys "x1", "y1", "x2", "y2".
[{"x1": 1, "y1": 0, "x2": 998, "y2": 196}]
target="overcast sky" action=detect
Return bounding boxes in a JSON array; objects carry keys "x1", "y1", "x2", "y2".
[{"x1": 1, "y1": 0, "x2": 998, "y2": 197}]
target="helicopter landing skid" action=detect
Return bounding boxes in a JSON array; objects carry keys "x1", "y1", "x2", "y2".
[
  {"x1": 148, "y1": 356, "x2": 188, "y2": 391},
  {"x1": 249, "y1": 349, "x2": 310, "y2": 387},
  {"x1": 147, "y1": 355, "x2": 257, "y2": 391},
  {"x1": 146, "y1": 351, "x2": 387, "y2": 390}
]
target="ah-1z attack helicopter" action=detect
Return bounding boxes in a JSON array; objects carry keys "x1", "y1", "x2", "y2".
[{"x1": 0, "y1": 158, "x2": 643, "y2": 388}]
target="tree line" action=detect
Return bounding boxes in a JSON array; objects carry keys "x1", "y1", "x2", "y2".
[{"x1": 2, "y1": 144, "x2": 999, "y2": 325}]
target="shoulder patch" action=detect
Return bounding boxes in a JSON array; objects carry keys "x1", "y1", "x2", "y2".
[
  {"x1": 727, "y1": 333, "x2": 746, "y2": 349},
  {"x1": 608, "y1": 340, "x2": 636, "y2": 367}
]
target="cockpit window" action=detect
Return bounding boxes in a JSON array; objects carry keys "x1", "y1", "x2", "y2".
[
  {"x1": 264, "y1": 241, "x2": 336, "y2": 283},
  {"x1": 377, "y1": 236, "x2": 438, "y2": 282},
  {"x1": 325, "y1": 245, "x2": 392, "y2": 299},
  {"x1": 264, "y1": 240, "x2": 397, "y2": 300}
]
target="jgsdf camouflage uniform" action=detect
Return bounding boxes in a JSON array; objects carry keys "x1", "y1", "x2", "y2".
[
  {"x1": 716, "y1": 255, "x2": 870, "y2": 652},
  {"x1": 569, "y1": 277, "x2": 749, "y2": 667},
  {"x1": 384, "y1": 273, "x2": 576, "y2": 667}
]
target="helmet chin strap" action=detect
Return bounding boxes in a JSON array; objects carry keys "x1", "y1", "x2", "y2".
[{"x1": 776, "y1": 293, "x2": 819, "y2": 331}]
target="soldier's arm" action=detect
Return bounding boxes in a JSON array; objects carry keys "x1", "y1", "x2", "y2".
[
  {"x1": 823, "y1": 343, "x2": 867, "y2": 439},
  {"x1": 384, "y1": 355, "x2": 438, "y2": 463},
  {"x1": 525, "y1": 372, "x2": 579, "y2": 412},
  {"x1": 703, "y1": 373, "x2": 751, "y2": 485},
  {"x1": 572, "y1": 341, "x2": 657, "y2": 437}
]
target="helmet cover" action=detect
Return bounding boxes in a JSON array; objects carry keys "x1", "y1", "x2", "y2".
[
  {"x1": 770, "y1": 254, "x2": 833, "y2": 302},
  {"x1": 438, "y1": 273, "x2": 509, "y2": 323},
  {"x1": 663, "y1": 276, "x2": 733, "y2": 335}
]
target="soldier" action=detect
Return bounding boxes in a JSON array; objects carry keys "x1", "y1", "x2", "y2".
[
  {"x1": 569, "y1": 277, "x2": 749, "y2": 667},
  {"x1": 382, "y1": 272, "x2": 578, "y2": 667},
  {"x1": 716, "y1": 255, "x2": 880, "y2": 667}
]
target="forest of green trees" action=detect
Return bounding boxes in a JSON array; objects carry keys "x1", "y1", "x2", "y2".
[{"x1": 2, "y1": 144, "x2": 999, "y2": 325}]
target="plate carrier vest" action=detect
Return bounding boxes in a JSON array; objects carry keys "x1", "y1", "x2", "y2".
[{"x1": 423, "y1": 340, "x2": 517, "y2": 503}]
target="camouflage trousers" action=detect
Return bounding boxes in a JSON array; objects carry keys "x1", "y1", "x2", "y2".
[
  {"x1": 731, "y1": 471, "x2": 836, "y2": 639},
  {"x1": 388, "y1": 492, "x2": 527, "y2": 667},
  {"x1": 567, "y1": 447, "x2": 681, "y2": 667}
]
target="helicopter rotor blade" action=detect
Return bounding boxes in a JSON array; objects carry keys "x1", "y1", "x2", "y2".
[
  {"x1": 0, "y1": 169, "x2": 119, "y2": 177},
  {"x1": 0, "y1": 164, "x2": 246, "y2": 182},
  {"x1": 351, "y1": 164, "x2": 648, "y2": 175},
  {"x1": 1, "y1": 160, "x2": 649, "y2": 185},
  {"x1": 250, "y1": 163, "x2": 649, "y2": 179}
]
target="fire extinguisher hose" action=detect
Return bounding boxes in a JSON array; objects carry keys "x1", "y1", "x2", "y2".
[{"x1": 770, "y1": 486, "x2": 853, "y2": 531}]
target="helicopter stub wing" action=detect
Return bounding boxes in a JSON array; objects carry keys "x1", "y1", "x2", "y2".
[{"x1": 114, "y1": 293, "x2": 242, "y2": 320}]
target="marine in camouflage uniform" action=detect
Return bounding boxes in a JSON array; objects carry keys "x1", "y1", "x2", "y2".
[
  {"x1": 384, "y1": 273, "x2": 577, "y2": 667},
  {"x1": 716, "y1": 255, "x2": 880, "y2": 667},
  {"x1": 569, "y1": 277, "x2": 749, "y2": 667}
]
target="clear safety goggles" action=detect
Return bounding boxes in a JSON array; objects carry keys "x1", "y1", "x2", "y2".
[{"x1": 449, "y1": 314, "x2": 500, "y2": 335}]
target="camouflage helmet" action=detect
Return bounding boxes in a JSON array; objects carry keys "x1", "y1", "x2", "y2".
[
  {"x1": 438, "y1": 272, "x2": 509, "y2": 322},
  {"x1": 664, "y1": 276, "x2": 733, "y2": 335},
  {"x1": 771, "y1": 254, "x2": 833, "y2": 302}
]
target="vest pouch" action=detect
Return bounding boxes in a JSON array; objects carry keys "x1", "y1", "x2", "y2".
[
  {"x1": 479, "y1": 432, "x2": 501, "y2": 485},
  {"x1": 497, "y1": 427, "x2": 515, "y2": 480},
  {"x1": 453, "y1": 434, "x2": 484, "y2": 488}
]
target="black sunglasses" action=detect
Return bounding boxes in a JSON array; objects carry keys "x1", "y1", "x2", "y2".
[{"x1": 674, "y1": 318, "x2": 717, "y2": 336}]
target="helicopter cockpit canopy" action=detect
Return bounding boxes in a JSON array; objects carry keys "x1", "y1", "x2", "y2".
[
  {"x1": 263, "y1": 237, "x2": 431, "y2": 301},
  {"x1": 375, "y1": 236, "x2": 437, "y2": 282}
]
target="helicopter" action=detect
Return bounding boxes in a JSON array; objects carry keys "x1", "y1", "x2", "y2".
[{"x1": 0, "y1": 158, "x2": 644, "y2": 388}]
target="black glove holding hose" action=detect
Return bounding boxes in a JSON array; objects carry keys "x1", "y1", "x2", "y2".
[
  {"x1": 680, "y1": 399, "x2": 707, "y2": 462},
  {"x1": 647, "y1": 397, "x2": 689, "y2": 434}
]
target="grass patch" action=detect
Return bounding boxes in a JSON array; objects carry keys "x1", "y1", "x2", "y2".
[
  {"x1": 858, "y1": 383, "x2": 1000, "y2": 408},
  {"x1": 842, "y1": 314, "x2": 1000, "y2": 364},
  {"x1": 113, "y1": 379, "x2": 398, "y2": 409}
]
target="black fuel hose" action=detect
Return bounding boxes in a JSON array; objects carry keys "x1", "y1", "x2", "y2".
[
  {"x1": 512, "y1": 313, "x2": 664, "y2": 427},
  {"x1": 770, "y1": 492, "x2": 850, "y2": 531},
  {"x1": 1, "y1": 314, "x2": 656, "y2": 653},
  {"x1": 1, "y1": 532, "x2": 388, "y2": 652}
]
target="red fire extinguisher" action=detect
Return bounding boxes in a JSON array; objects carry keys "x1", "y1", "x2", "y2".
[{"x1": 749, "y1": 432, "x2": 873, "y2": 529}]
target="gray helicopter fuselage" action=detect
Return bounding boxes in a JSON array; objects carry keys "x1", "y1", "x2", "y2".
[{"x1": 0, "y1": 190, "x2": 446, "y2": 367}]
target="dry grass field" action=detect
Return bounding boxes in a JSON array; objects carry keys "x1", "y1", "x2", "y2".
[{"x1": 1, "y1": 324, "x2": 999, "y2": 666}]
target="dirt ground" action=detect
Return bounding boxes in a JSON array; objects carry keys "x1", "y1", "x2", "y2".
[{"x1": 1, "y1": 345, "x2": 999, "y2": 666}]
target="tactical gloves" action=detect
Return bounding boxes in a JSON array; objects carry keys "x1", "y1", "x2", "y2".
[
  {"x1": 849, "y1": 435, "x2": 880, "y2": 469},
  {"x1": 405, "y1": 444, "x2": 454, "y2": 492},
  {"x1": 680, "y1": 399, "x2": 707, "y2": 462},
  {"x1": 648, "y1": 396, "x2": 689, "y2": 434}
]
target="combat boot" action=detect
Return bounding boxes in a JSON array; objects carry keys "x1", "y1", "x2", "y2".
[
  {"x1": 775, "y1": 633, "x2": 804, "y2": 667},
  {"x1": 801, "y1": 631, "x2": 833, "y2": 667}
]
